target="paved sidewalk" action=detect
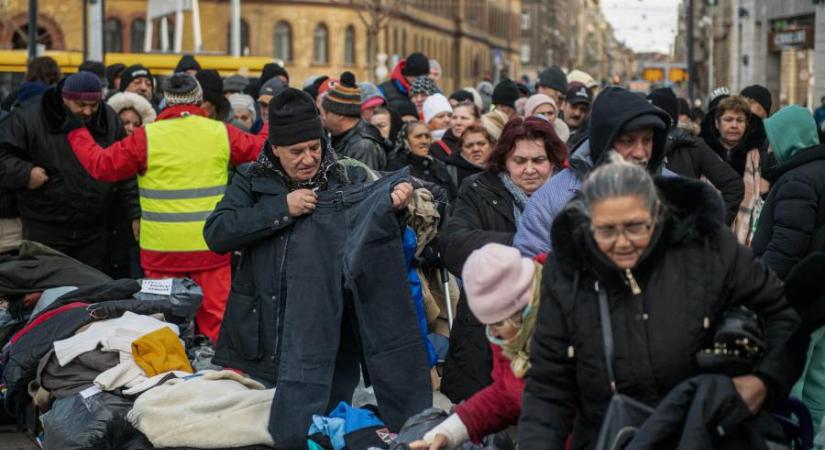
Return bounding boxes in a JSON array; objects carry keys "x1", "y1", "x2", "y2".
[{"x1": 0, "y1": 427, "x2": 39, "y2": 449}]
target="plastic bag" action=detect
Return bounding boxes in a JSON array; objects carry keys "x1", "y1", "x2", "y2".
[
  {"x1": 133, "y1": 278, "x2": 203, "y2": 324},
  {"x1": 40, "y1": 388, "x2": 142, "y2": 450},
  {"x1": 390, "y1": 408, "x2": 448, "y2": 449}
]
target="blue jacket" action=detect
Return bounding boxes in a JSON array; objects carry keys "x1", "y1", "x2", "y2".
[{"x1": 513, "y1": 87, "x2": 678, "y2": 258}]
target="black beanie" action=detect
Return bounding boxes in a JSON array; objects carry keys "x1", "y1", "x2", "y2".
[
  {"x1": 677, "y1": 97, "x2": 692, "y2": 120},
  {"x1": 106, "y1": 63, "x2": 125, "y2": 89},
  {"x1": 396, "y1": 100, "x2": 419, "y2": 119},
  {"x1": 537, "y1": 65, "x2": 568, "y2": 93},
  {"x1": 646, "y1": 88, "x2": 678, "y2": 126},
  {"x1": 196, "y1": 69, "x2": 229, "y2": 117},
  {"x1": 119, "y1": 65, "x2": 153, "y2": 92},
  {"x1": 269, "y1": 88, "x2": 324, "y2": 146},
  {"x1": 175, "y1": 54, "x2": 202, "y2": 74},
  {"x1": 449, "y1": 90, "x2": 473, "y2": 103},
  {"x1": 402, "y1": 52, "x2": 430, "y2": 77},
  {"x1": 740, "y1": 85, "x2": 772, "y2": 115},
  {"x1": 492, "y1": 79, "x2": 519, "y2": 109},
  {"x1": 79, "y1": 60, "x2": 106, "y2": 85},
  {"x1": 262, "y1": 63, "x2": 290, "y2": 85}
]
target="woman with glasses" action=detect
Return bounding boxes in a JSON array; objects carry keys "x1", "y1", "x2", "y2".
[{"x1": 518, "y1": 157, "x2": 799, "y2": 450}]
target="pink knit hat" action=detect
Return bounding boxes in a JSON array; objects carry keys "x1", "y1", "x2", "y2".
[
  {"x1": 462, "y1": 243, "x2": 536, "y2": 324},
  {"x1": 524, "y1": 93, "x2": 557, "y2": 118}
]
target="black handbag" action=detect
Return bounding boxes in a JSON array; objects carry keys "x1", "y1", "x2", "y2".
[{"x1": 594, "y1": 282, "x2": 655, "y2": 450}]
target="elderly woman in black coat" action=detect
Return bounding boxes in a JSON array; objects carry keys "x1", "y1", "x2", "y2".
[
  {"x1": 438, "y1": 117, "x2": 567, "y2": 402},
  {"x1": 518, "y1": 158, "x2": 799, "y2": 450}
]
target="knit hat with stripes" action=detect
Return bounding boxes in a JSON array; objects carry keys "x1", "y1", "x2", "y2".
[
  {"x1": 322, "y1": 71, "x2": 362, "y2": 117},
  {"x1": 162, "y1": 73, "x2": 203, "y2": 106}
]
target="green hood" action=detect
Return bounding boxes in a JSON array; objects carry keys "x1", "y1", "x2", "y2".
[{"x1": 764, "y1": 105, "x2": 820, "y2": 164}]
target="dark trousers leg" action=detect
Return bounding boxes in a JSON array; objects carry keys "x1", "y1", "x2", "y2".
[{"x1": 328, "y1": 297, "x2": 362, "y2": 411}]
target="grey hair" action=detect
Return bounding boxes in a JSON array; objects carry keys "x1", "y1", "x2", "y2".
[{"x1": 579, "y1": 152, "x2": 659, "y2": 216}]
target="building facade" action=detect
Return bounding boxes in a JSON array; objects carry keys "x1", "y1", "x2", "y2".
[
  {"x1": 675, "y1": 0, "x2": 825, "y2": 110},
  {"x1": 1, "y1": 0, "x2": 523, "y2": 92}
]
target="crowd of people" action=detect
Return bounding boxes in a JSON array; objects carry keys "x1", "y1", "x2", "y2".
[{"x1": 1, "y1": 49, "x2": 825, "y2": 450}]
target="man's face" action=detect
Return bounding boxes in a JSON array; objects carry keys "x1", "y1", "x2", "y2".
[
  {"x1": 612, "y1": 129, "x2": 654, "y2": 167},
  {"x1": 322, "y1": 110, "x2": 345, "y2": 135},
  {"x1": 563, "y1": 101, "x2": 589, "y2": 129},
  {"x1": 747, "y1": 99, "x2": 767, "y2": 119},
  {"x1": 64, "y1": 98, "x2": 100, "y2": 123},
  {"x1": 537, "y1": 86, "x2": 564, "y2": 106},
  {"x1": 715, "y1": 111, "x2": 747, "y2": 146},
  {"x1": 273, "y1": 139, "x2": 323, "y2": 181},
  {"x1": 125, "y1": 77, "x2": 153, "y2": 101}
]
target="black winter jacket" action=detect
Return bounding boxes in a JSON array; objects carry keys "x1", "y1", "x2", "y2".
[
  {"x1": 443, "y1": 152, "x2": 485, "y2": 191},
  {"x1": 429, "y1": 129, "x2": 460, "y2": 162},
  {"x1": 204, "y1": 147, "x2": 369, "y2": 382},
  {"x1": 752, "y1": 145, "x2": 825, "y2": 280},
  {"x1": 331, "y1": 120, "x2": 388, "y2": 170},
  {"x1": 439, "y1": 171, "x2": 518, "y2": 402},
  {"x1": 518, "y1": 176, "x2": 799, "y2": 450},
  {"x1": 379, "y1": 79, "x2": 417, "y2": 115},
  {"x1": 700, "y1": 108, "x2": 767, "y2": 176},
  {"x1": 387, "y1": 151, "x2": 457, "y2": 200},
  {"x1": 626, "y1": 375, "x2": 786, "y2": 450},
  {"x1": 0, "y1": 82, "x2": 139, "y2": 231},
  {"x1": 664, "y1": 127, "x2": 744, "y2": 225}
]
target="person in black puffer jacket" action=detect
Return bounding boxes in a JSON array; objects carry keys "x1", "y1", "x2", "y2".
[
  {"x1": 439, "y1": 117, "x2": 567, "y2": 403},
  {"x1": 518, "y1": 159, "x2": 799, "y2": 450},
  {"x1": 387, "y1": 121, "x2": 457, "y2": 200},
  {"x1": 753, "y1": 106, "x2": 825, "y2": 280},
  {"x1": 648, "y1": 88, "x2": 744, "y2": 225}
]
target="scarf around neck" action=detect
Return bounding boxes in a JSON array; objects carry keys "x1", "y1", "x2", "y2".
[
  {"x1": 251, "y1": 143, "x2": 340, "y2": 192},
  {"x1": 498, "y1": 172, "x2": 529, "y2": 222}
]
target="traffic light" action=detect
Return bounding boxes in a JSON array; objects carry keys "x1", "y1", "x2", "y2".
[
  {"x1": 669, "y1": 68, "x2": 688, "y2": 83},
  {"x1": 642, "y1": 68, "x2": 665, "y2": 82}
]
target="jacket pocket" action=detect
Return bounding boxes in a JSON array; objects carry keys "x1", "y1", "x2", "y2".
[{"x1": 223, "y1": 292, "x2": 263, "y2": 360}]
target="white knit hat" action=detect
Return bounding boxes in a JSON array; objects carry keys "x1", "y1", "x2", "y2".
[
  {"x1": 423, "y1": 93, "x2": 452, "y2": 125},
  {"x1": 228, "y1": 93, "x2": 256, "y2": 121}
]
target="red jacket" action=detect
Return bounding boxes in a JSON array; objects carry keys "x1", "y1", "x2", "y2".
[
  {"x1": 454, "y1": 344, "x2": 525, "y2": 443},
  {"x1": 67, "y1": 105, "x2": 268, "y2": 272}
]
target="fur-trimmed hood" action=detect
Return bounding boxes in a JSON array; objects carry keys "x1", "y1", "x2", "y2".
[
  {"x1": 107, "y1": 91, "x2": 157, "y2": 125},
  {"x1": 550, "y1": 175, "x2": 726, "y2": 275}
]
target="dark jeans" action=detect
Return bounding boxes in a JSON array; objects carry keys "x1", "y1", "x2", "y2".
[{"x1": 269, "y1": 168, "x2": 432, "y2": 442}]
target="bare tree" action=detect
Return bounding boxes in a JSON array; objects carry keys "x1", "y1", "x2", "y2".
[{"x1": 332, "y1": 0, "x2": 407, "y2": 83}]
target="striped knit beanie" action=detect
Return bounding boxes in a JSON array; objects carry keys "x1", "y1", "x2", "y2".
[
  {"x1": 322, "y1": 71, "x2": 361, "y2": 117},
  {"x1": 62, "y1": 72, "x2": 102, "y2": 102},
  {"x1": 162, "y1": 73, "x2": 203, "y2": 106}
]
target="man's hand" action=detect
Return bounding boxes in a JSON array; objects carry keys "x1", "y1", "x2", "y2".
[
  {"x1": 27, "y1": 166, "x2": 48, "y2": 190},
  {"x1": 131, "y1": 219, "x2": 140, "y2": 241},
  {"x1": 409, "y1": 434, "x2": 449, "y2": 450},
  {"x1": 733, "y1": 375, "x2": 767, "y2": 414},
  {"x1": 391, "y1": 182, "x2": 414, "y2": 210},
  {"x1": 287, "y1": 189, "x2": 318, "y2": 217}
]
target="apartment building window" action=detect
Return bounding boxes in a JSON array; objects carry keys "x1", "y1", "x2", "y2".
[
  {"x1": 345, "y1": 26, "x2": 356, "y2": 66},
  {"x1": 275, "y1": 21, "x2": 292, "y2": 62},
  {"x1": 313, "y1": 24, "x2": 329, "y2": 64}
]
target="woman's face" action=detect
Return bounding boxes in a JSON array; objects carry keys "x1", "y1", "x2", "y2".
[
  {"x1": 370, "y1": 112, "x2": 391, "y2": 140},
  {"x1": 451, "y1": 105, "x2": 476, "y2": 138},
  {"x1": 488, "y1": 310, "x2": 524, "y2": 341},
  {"x1": 505, "y1": 139, "x2": 553, "y2": 195},
  {"x1": 119, "y1": 109, "x2": 142, "y2": 136},
  {"x1": 233, "y1": 108, "x2": 254, "y2": 130},
  {"x1": 531, "y1": 103, "x2": 557, "y2": 123},
  {"x1": 428, "y1": 111, "x2": 452, "y2": 131},
  {"x1": 407, "y1": 123, "x2": 432, "y2": 157},
  {"x1": 461, "y1": 132, "x2": 493, "y2": 166},
  {"x1": 590, "y1": 195, "x2": 656, "y2": 270}
]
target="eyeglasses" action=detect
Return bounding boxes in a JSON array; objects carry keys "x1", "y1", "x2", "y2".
[{"x1": 590, "y1": 221, "x2": 654, "y2": 245}]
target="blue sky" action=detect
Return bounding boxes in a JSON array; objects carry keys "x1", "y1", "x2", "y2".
[{"x1": 601, "y1": 0, "x2": 681, "y2": 54}]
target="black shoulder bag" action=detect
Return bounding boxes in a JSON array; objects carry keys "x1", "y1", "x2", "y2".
[{"x1": 594, "y1": 282, "x2": 655, "y2": 450}]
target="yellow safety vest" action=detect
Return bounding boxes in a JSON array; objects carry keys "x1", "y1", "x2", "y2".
[{"x1": 139, "y1": 114, "x2": 230, "y2": 252}]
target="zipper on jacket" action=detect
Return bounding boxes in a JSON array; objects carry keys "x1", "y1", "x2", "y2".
[{"x1": 624, "y1": 269, "x2": 642, "y2": 295}]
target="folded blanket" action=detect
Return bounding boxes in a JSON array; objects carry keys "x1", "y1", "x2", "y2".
[{"x1": 127, "y1": 370, "x2": 275, "y2": 448}]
